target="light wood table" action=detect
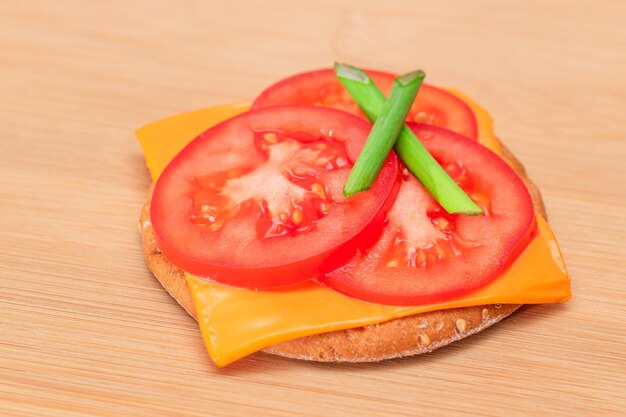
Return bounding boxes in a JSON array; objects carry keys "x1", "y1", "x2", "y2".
[{"x1": 1, "y1": 1, "x2": 624, "y2": 415}]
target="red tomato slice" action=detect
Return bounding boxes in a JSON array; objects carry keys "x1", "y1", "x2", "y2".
[
  {"x1": 252, "y1": 68, "x2": 478, "y2": 140},
  {"x1": 321, "y1": 124, "x2": 535, "y2": 306},
  {"x1": 151, "y1": 106, "x2": 399, "y2": 289}
]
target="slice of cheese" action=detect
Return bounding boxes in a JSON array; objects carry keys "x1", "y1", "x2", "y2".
[{"x1": 137, "y1": 97, "x2": 571, "y2": 367}]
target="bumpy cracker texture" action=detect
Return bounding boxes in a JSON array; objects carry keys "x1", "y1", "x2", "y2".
[{"x1": 139, "y1": 141, "x2": 545, "y2": 362}]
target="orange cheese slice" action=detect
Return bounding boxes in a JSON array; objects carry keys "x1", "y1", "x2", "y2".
[{"x1": 137, "y1": 97, "x2": 571, "y2": 367}]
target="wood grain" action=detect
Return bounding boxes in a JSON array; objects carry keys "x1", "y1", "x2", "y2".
[{"x1": 1, "y1": 0, "x2": 625, "y2": 415}]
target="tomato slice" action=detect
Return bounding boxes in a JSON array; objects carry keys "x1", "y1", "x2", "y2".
[
  {"x1": 151, "y1": 106, "x2": 399, "y2": 289},
  {"x1": 252, "y1": 68, "x2": 478, "y2": 140},
  {"x1": 321, "y1": 124, "x2": 535, "y2": 306}
]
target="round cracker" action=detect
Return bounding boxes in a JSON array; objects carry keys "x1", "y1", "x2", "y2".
[{"x1": 139, "y1": 140, "x2": 545, "y2": 362}]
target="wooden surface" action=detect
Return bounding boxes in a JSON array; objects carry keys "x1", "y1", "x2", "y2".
[{"x1": 1, "y1": 0, "x2": 625, "y2": 415}]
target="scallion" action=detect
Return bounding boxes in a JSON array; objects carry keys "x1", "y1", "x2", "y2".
[
  {"x1": 343, "y1": 70, "x2": 424, "y2": 196},
  {"x1": 335, "y1": 63, "x2": 483, "y2": 216}
]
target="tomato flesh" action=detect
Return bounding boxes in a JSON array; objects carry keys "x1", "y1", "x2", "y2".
[
  {"x1": 151, "y1": 106, "x2": 399, "y2": 289},
  {"x1": 321, "y1": 124, "x2": 535, "y2": 306},
  {"x1": 252, "y1": 68, "x2": 478, "y2": 140}
]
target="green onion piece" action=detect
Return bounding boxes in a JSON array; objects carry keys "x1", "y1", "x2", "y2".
[
  {"x1": 343, "y1": 70, "x2": 425, "y2": 196},
  {"x1": 335, "y1": 63, "x2": 483, "y2": 216}
]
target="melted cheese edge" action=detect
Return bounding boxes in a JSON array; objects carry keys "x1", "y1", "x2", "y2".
[{"x1": 137, "y1": 95, "x2": 571, "y2": 367}]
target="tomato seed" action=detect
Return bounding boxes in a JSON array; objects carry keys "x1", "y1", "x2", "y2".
[
  {"x1": 433, "y1": 217, "x2": 449, "y2": 231},
  {"x1": 311, "y1": 183, "x2": 327, "y2": 200},
  {"x1": 264, "y1": 132, "x2": 278, "y2": 143},
  {"x1": 414, "y1": 111, "x2": 433, "y2": 123},
  {"x1": 292, "y1": 210, "x2": 303, "y2": 225}
]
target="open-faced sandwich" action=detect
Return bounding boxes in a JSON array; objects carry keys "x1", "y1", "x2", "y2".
[{"x1": 137, "y1": 65, "x2": 571, "y2": 367}]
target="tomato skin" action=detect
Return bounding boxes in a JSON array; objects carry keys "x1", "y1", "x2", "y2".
[
  {"x1": 252, "y1": 68, "x2": 478, "y2": 140},
  {"x1": 321, "y1": 124, "x2": 535, "y2": 306},
  {"x1": 151, "y1": 106, "x2": 399, "y2": 289}
]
